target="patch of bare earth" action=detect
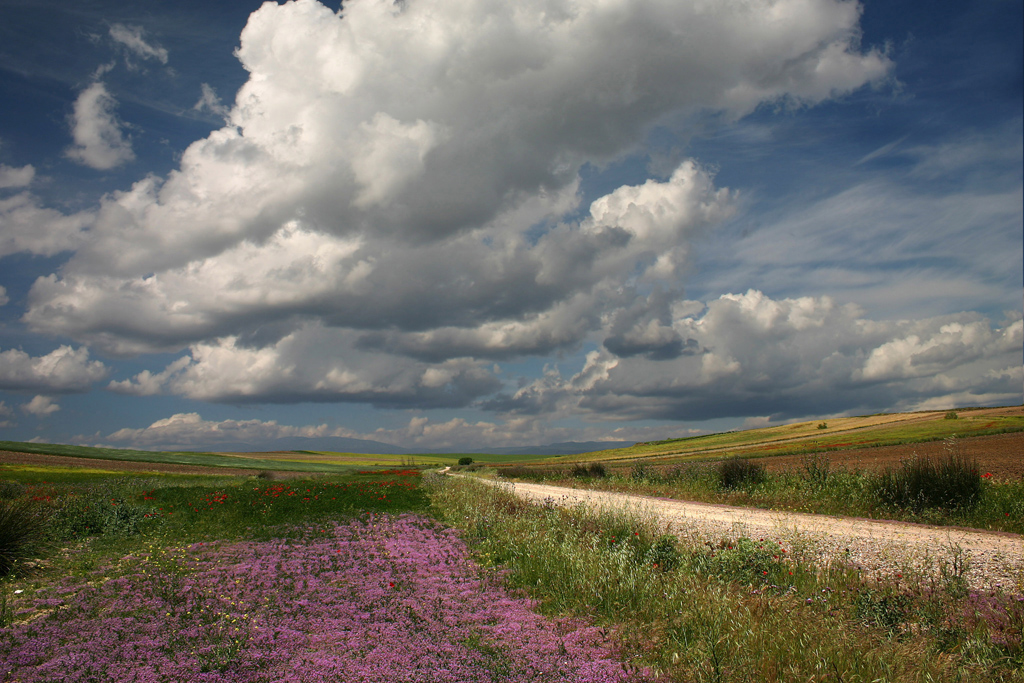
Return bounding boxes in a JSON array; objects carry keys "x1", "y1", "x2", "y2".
[{"x1": 760, "y1": 431, "x2": 1024, "y2": 479}]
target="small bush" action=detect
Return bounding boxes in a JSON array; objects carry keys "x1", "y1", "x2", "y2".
[
  {"x1": 817, "y1": 421, "x2": 828, "y2": 429},
  {"x1": 644, "y1": 535, "x2": 681, "y2": 571},
  {"x1": 46, "y1": 495, "x2": 154, "y2": 539},
  {"x1": 944, "y1": 410, "x2": 958, "y2": 420},
  {"x1": 457, "y1": 457, "x2": 474, "y2": 466},
  {"x1": 717, "y1": 458, "x2": 765, "y2": 490},
  {"x1": 875, "y1": 443, "x2": 982, "y2": 511},
  {"x1": 854, "y1": 588, "x2": 913, "y2": 635},
  {"x1": 801, "y1": 453, "x2": 831, "y2": 487},
  {"x1": 0, "y1": 498, "x2": 47, "y2": 576},
  {"x1": 570, "y1": 463, "x2": 607, "y2": 479},
  {"x1": 630, "y1": 461, "x2": 655, "y2": 482},
  {"x1": 689, "y1": 537, "x2": 784, "y2": 584}
]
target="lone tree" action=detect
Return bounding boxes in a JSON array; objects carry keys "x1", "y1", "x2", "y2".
[{"x1": 457, "y1": 457, "x2": 474, "y2": 466}]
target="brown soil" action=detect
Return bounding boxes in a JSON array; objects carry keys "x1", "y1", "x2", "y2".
[{"x1": 757, "y1": 431, "x2": 1024, "y2": 479}]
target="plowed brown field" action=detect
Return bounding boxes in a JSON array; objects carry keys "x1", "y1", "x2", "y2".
[{"x1": 759, "y1": 431, "x2": 1024, "y2": 479}]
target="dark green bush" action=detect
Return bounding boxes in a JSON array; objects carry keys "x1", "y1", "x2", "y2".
[
  {"x1": 853, "y1": 588, "x2": 913, "y2": 635},
  {"x1": 875, "y1": 448, "x2": 982, "y2": 511},
  {"x1": 570, "y1": 463, "x2": 607, "y2": 479},
  {"x1": 688, "y1": 537, "x2": 784, "y2": 584},
  {"x1": 0, "y1": 498, "x2": 47, "y2": 576},
  {"x1": 46, "y1": 495, "x2": 154, "y2": 539},
  {"x1": 717, "y1": 458, "x2": 765, "y2": 490},
  {"x1": 457, "y1": 457, "x2": 474, "y2": 466},
  {"x1": 644, "y1": 535, "x2": 680, "y2": 572},
  {"x1": 499, "y1": 466, "x2": 563, "y2": 481}
]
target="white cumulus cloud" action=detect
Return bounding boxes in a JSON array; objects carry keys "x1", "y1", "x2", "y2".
[
  {"x1": 65, "y1": 82, "x2": 135, "y2": 170},
  {"x1": 22, "y1": 395, "x2": 60, "y2": 416},
  {"x1": 488, "y1": 291, "x2": 1024, "y2": 422},
  {"x1": 101, "y1": 412, "x2": 355, "y2": 450},
  {"x1": 0, "y1": 345, "x2": 110, "y2": 393},
  {"x1": 15, "y1": 0, "x2": 927, "y2": 426},
  {"x1": 0, "y1": 163, "x2": 34, "y2": 189},
  {"x1": 0, "y1": 192, "x2": 93, "y2": 258}
]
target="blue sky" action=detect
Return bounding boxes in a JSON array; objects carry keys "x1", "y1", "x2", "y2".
[{"x1": 0, "y1": 0, "x2": 1020, "y2": 452}]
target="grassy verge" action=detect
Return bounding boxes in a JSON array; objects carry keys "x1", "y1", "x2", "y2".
[
  {"x1": 428, "y1": 474, "x2": 1024, "y2": 682},
  {"x1": 497, "y1": 446, "x2": 1024, "y2": 534}
]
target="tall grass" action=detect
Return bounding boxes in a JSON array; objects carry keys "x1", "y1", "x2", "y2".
[
  {"x1": 428, "y1": 476, "x2": 1024, "y2": 682},
  {"x1": 877, "y1": 443, "x2": 982, "y2": 511},
  {"x1": 0, "y1": 498, "x2": 47, "y2": 576},
  {"x1": 496, "y1": 444, "x2": 1022, "y2": 534},
  {"x1": 716, "y1": 458, "x2": 765, "y2": 490}
]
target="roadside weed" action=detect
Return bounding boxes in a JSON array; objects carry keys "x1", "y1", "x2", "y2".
[{"x1": 430, "y1": 476, "x2": 1024, "y2": 682}]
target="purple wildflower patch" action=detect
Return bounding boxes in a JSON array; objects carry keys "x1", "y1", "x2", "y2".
[{"x1": 0, "y1": 514, "x2": 646, "y2": 682}]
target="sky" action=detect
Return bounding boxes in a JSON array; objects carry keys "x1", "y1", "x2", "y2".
[{"x1": 0, "y1": 0, "x2": 1021, "y2": 453}]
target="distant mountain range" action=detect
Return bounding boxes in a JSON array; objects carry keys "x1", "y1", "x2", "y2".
[{"x1": 200, "y1": 435, "x2": 635, "y2": 456}]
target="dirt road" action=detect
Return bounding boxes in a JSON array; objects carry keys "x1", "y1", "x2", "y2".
[{"x1": 473, "y1": 478, "x2": 1023, "y2": 592}]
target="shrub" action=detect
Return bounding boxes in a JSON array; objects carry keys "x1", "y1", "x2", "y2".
[
  {"x1": 853, "y1": 588, "x2": 913, "y2": 636},
  {"x1": 944, "y1": 410, "x2": 958, "y2": 420},
  {"x1": 457, "y1": 457, "x2": 474, "y2": 466},
  {"x1": 817, "y1": 421, "x2": 828, "y2": 429},
  {"x1": 717, "y1": 458, "x2": 765, "y2": 490},
  {"x1": 801, "y1": 453, "x2": 831, "y2": 487},
  {"x1": 570, "y1": 463, "x2": 607, "y2": 479},
  {"x1": 644, "y1": 535, "x2": 680, "y2": 572},
  {"x1": 0, "y1": 498, "x2": 47, "y2": 576},
  {"x1": 875, "y1": 443, "x2": 982, "y2": 511},
  {"x1": 688, "y1": 537, "x2": 785, "y2": 585},
  {"x1": 46, "y1": 495, "x2": 154, "y2": 539},
  {"x1": 630, "y1": 461, "x2": 655, "y2": 482}
]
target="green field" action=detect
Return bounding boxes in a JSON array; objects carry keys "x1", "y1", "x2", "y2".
[
  {"x1": 2, "y1": 406, "x2": 1022, "y2": 475},
  {"x1": 549, "y1": 407, "x2": 1024, "y2": 464},
  {"x1": 0, "y1": 440, "x2": 358, "y2": 473},
  {"x1": 1, "y1": 457, "x2": 1021, "y2": 682},
  {"x1": 0, "y1": 441, "x2": 569, "y2": 472}
]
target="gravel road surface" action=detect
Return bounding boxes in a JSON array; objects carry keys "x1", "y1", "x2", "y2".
[{"x1": 475, "y1": 478, "x2": 1023, "y2": 592}]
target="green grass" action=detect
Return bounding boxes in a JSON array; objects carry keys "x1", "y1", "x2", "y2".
[
  {"x1": 428, "y1": 475, "x2": 1024, "y2": 682},
  {"x1": 0, "y1": 441, "x2": 563, "y2": 474},
  {"x1": 0, "y1": 467, "x2": 431, "y2": 584},
  {"x1": 0, "y1": 440, "x2": 362, "y2": 473},
  {"x1": 494, "y1": 448, "x2": 1024, "y2": 534},
  {"x1": 557, "y1": 409, "x2": 1024, "y2": 464}
]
